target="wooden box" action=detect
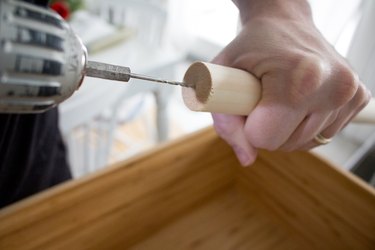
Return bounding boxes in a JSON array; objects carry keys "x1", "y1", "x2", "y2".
[{"x1": 1, "y1": 127, "x2": 374, "y2": 250}]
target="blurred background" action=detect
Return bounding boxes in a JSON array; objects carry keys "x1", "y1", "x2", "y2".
[{"x1": 55, "y1": 0, "x2": 375, "y2": 186}]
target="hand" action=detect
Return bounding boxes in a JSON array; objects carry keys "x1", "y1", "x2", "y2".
[
  {"x1": 0, "y1": 0, "x2": 86, "y2": 113},
  {"x1": 212, "y1": 0, "x2": 371, "y2": 166}
]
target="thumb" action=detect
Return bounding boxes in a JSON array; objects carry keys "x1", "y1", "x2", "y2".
[{"x1": 212, "y1": 113, "x2": 257, "y2": 166}]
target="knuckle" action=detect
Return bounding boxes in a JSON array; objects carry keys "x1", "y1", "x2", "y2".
[
  {"x1": 355, "y1": 83, "x2": 371, "y2": 109},
  {"x1": 290, "y1": 56, "x2": 361, "y2": 109},
  {"x1": 290, "y1": 54, "x2": 324, "y2": 103},
  {"x1": 365, "y1": 88, "x2": 373, "y2": 105},
  {"x1": 330, "y1": 64, "x2": 359, "y2": 107}
]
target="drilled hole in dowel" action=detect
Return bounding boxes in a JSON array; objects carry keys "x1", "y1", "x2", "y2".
[{"x1": 182, "y1": 62, "x2": 213, "y2": 111}]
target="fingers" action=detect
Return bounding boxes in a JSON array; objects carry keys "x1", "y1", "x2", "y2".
[
  {"x1": 212, "y1": 113, "x2": 257, "y2": 166},
  {"x1": 209, "y1": 78, "x2": 370, "y2": 165},
  {"x1": 279, "y1": 111, "x2": 337, "y2": 151},
  {"x1": 300, "y1": 82, "x2": 371, "y2": 150},
  {"x1": 242, "y1": 79, "x2": 371, "y2": 153},
  {"x1": 243, "y1": 100, "x2": 306, "y2": 151}
]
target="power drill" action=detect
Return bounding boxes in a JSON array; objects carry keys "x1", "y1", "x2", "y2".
[
  {"x1": 0, "y1": 0, "x2": 87, "y2": 112},
  {"x1": 0, "y1": 0, "x2": 189, "y2": 113}
]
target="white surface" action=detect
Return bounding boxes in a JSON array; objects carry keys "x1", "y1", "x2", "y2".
[{"x1": 59, "y1": 2, "x2": 186, "y2": 177}]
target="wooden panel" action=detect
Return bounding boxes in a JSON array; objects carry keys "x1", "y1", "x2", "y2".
[
  {"x1": 0, "y1": 128, "x2": 236, "y2": 249},
  {"x1": 237, "y1": 150, "x2": 375, "y2": 249},
  {"x1": 0, "y1": 127, "x2": 374, "y2": 250},
  {"x1": 130, "y1": 186, "x2": 304, "y2": 250}
]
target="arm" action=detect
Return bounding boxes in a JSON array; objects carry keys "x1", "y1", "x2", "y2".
[{"x1": 212, "y1": 0, "x2": 371, "y2": 166}]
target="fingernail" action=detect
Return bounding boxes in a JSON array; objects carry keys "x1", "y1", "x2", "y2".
[{"x1": 233, "y1": 145, "x2": 251, "y2": 167}]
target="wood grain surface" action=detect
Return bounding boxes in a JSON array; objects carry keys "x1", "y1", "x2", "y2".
[{"x1": 0, "y1": 127, "x2": 374, "y2": 250}]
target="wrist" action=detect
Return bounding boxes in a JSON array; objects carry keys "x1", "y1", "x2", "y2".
[{"x1": 233, "y1": 0, "x2": 313, "y2": 25}]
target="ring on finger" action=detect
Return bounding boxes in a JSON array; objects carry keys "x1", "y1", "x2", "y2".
[{"x1": 314, "y1": 133, "x2": 332, "y2": 145}]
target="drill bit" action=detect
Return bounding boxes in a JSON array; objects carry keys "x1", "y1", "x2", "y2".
[{"x1": 85, "y1": 61, "x2": 192, "y2": 88}]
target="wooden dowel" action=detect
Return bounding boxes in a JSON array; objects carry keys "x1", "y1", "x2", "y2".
[
  {"x1": 182, "y1": 62, "x2": 261, "y2": 115},
  {"x1": 182, "y1": 62, "x2": 375, "y2": 124}
]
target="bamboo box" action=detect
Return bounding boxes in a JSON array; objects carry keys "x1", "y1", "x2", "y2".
[{"x1": 0, "y1": 127, "x2": 374, "y2": 250}]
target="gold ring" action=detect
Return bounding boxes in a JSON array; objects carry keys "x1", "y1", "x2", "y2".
[{"x1": 314, "y1": 133, "x2": 332, "y2": 145}]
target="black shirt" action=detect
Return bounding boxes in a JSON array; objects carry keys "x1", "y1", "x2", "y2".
[{"x1": 0, "y1": 0, "x2": 71, "y2": 208}]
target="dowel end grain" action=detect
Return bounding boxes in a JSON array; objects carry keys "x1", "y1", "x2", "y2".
[
  {"x1": 182, "y1": 62, "x2": 212, "y2": 112},
  {"x1": 182, "y1": 62, "x2": 261, "y2": 115}
]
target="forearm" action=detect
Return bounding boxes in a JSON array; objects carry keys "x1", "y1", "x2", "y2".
[{"x1": 232, "y1": 0, "x2": 313, "y2": 24}]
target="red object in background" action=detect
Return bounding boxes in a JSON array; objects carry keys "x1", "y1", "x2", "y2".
[{"x1": 50, "y1": 1, "x2": 70, "y2": 20}]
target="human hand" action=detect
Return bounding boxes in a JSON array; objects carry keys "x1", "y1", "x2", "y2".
[{"x1": 211, "y1": 0, "x2": 372, "y2": 166}]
